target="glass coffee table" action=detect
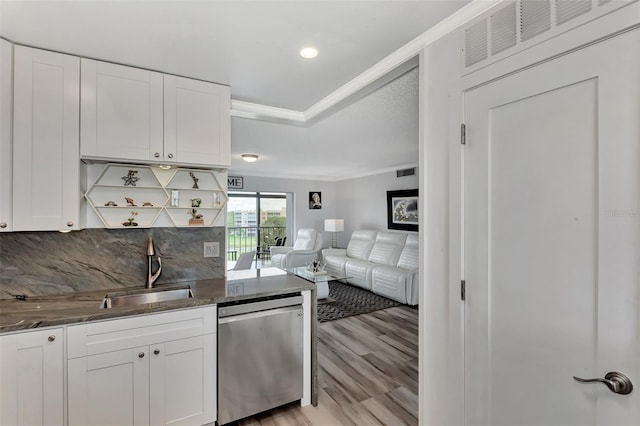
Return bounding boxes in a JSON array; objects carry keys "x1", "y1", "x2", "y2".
[{"x1": 283, "y1": 266, "x2": 349, "y2": 299}]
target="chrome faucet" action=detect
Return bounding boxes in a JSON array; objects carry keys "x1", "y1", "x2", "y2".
[{"x1": 146, "y1": 237, "x2": 162, "y2": 288}]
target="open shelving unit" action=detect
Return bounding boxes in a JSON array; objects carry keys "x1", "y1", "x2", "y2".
[
  {"x1": 85, "y1": 164, "x2": 227, "y2": 228},
  {"x1": 164, "y1": 168, "x2": 228, "y2": 227}
]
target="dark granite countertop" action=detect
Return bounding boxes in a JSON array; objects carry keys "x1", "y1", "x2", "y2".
[{"x1": 0, "y1": 268, "x2": 316, "y2": 333}]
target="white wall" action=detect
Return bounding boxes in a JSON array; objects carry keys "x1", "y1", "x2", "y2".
[
  {"x1": 420, "y1": 28, "x2": 463, "y2": 426},
  {"x1": 335, "y1": 169, "x2": 418, "y2": 245},
  {"x1": 232, "y1": 174, "x2": 338, "y2": 247}
]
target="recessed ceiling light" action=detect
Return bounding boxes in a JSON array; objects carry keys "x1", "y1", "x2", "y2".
[
  {"x1": 241, "y1": 154, "x2": 259, "y2": 162},
  {"x1": 300, "y1": 47, "x2": 318, "y2": 59}
]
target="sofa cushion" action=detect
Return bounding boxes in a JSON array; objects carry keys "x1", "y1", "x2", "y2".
[
  {"x1": 368, "y1": 232, "x2": 407, "y2": 266},
  {"x1": 371, "y1": 265, "x2": 418, "y2": 305},
  {"x1": 344, "y1": 259, "x2": 374, "y2": 290},
  {"x1": 292, "y1": 228, "x2": 318, "y2": 250},
  {"x1": 345, "y1": 230, "x2": 377, "y2": 260},
  {"x1": 397, "y1": 234, "x2": 419, "y2": 270}
]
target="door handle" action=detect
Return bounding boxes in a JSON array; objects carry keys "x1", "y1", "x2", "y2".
[{"x1": 573, "y1": 371, "x2": 633, "y2": 395}]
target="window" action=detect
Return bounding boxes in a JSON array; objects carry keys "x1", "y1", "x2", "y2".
[{"x1": 226, "y1": 192, "x2": 287, "y2": 261}]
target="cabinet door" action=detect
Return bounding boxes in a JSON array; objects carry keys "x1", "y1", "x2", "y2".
[
  {"x1": 149, "y1": 334, "x2": 216, "y2": 426},
  {"x1": 68, "y1": 346, "x2": 150, "y2": 426},
  {"x1": 164, "y1": 75, "x2": 230, "y2": 167},
  {"x1": 12, "y1": 46, "x2": 80, "y2": 231},
  {"x1": 0, "y1": 39, "x2": 12, "y2": 232},
  {"x1": 81, "y1": 58, "x2": 163, "y2": 162},
  {"x1": 0, "y1": 329, "x2": 64, "y2": 426}
]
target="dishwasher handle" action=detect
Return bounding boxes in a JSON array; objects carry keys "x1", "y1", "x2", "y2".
[
  {"x1": 218, "y1": 305, "x2": 302, "y2": 324},
  {"x1": 218, "y1": 295, "x2": 303, "y2": 318}
]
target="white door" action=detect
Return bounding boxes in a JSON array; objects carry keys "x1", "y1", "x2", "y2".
[
  {"x1": 164, "y1": 74, "x2": 231, "y2": 167},
  {"x1": 80, "y1": 58, "x2": 163, "y2": 162},
  {"x1": 0, "y1": 329, "x2": 64, "y2": 426},
  {"x1": 0, "y1": 39, "x2": 12, "y2": 232},
  {"x1": 12, "y1": 46, "x2": 80, "y2": 231},
  {"x1": 464, "y1": 29, "x2": 639, "y2": 425},
  {"x1": 67, "y1": 347, "x2": 150, "y2": 426},
  {"x1": 149, "y1": 335, "x2": 216, "y2": 426}
]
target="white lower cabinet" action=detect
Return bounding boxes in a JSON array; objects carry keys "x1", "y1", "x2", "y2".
[
  {"x1": 0, "y1": 328, "x2": 64, "y2": 426},
  {"x1": 67, "y1": 306, "x2": 217, "y2": 426}
]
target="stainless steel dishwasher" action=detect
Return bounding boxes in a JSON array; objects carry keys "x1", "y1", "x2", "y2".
[{"x1": 217, "y1": 295, "x2": 303, "y2": 425}]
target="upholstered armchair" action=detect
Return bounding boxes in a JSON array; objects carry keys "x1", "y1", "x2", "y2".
[{"x1": 270, "y1": 228, "x2": 323, "y2": 269}]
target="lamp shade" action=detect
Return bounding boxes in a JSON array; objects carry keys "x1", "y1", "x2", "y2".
[{"x1": 324, "y1": 219, "x2": 344, "y2": 232}]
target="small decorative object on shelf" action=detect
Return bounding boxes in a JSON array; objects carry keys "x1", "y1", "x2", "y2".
[
  {"x1": 123, "y1": 211, "x2": 139, "y2": 227},
  {"x1": 171, "y1": 190, "x2": 179, "y2": 207},
  {"x1": 188, "y1": 198, "x2": 204, "y2": 225},
  {"x1": 307, "y1": 258, "x2": 326, "y2": 275},
  {"x1": 104, "y1": 201, "x2": 118, "y2": 207},
  {"x1": 213, "y1": 192, "x2": 221, "y2": 208},
  {"x1": 142, "y1": 201, "x2": 154, "y2": 207},
  {"x1": 189, "y1": 172, "x2": 199, "y2": 189},
  {"x1": 121, "y1": 170, "x2": 140, "y2": 186},
  {"x1": 125, "y1": 197, "x2": 136, "y2": 206}
]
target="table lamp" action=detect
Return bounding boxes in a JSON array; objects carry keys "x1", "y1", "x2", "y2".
[{"x1": 324, "y1": 219, "x2": 344, "y2": 248}]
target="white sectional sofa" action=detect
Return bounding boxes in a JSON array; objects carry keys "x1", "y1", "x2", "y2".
[{"x1": 322, "y1": 230, "x2": 419, "y2": 305}]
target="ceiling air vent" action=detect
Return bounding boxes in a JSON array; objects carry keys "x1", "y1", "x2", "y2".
[
  {"x1": 490, "y1": 2, "x2": 517, "y2": 55},
  {"x1": 397, "y1": 167, "x2": 416, "y2": 178},
  {"x1": 464, "y1": 18, "x2": 488, "y2": 67},
  {"x1": 556, "y1": 0, "x2": 592, "y2": 25},
  {"x1": 520, "y1": 0, "x2": 551, "y2": 42}
]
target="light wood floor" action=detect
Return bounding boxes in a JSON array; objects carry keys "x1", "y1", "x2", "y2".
[{"x1": 237, "y1": 306, "x2": 419, "y2": 426}]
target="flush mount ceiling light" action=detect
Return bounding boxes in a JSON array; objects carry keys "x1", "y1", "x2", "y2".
[
  {"x1": 241, "y1": 154, "x2": 259, "y2": 162},
  {"x1": 158, "y1": 164, "x2": 172, "y2": 170},
  {"x1": 300, "y1": 47, "x2": 318, "y2": 59}
]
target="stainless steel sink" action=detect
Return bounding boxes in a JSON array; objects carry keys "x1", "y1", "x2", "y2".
[{"x1": 100, "y1": 286, "x2": 193, "y2": 309}]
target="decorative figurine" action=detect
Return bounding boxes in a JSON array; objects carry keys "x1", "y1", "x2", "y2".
[
  {"x1": 142, "y1": 201, "x2": 154, "y2": 207},
  {"x1": 121, "y1": 170, "x2": 140, "y2": 186},
  {"x1": 104, "y1": 201, "x2": 118, "y2": 207},
  {"x1": 188, "y1": 198, "x2": 204, "y2": 225},
  {"x1": 189, "y1": 172, "x2": 199, "y2": 189},
  {"x1": 307, "y1": 258, "x2": 326, "y2": 274},
  {"x1": 122, "y1": 211, "x2": 139, "y2": 227},
  {"x1": 125, "y1": 197, "x2": 136, "y2": 206}
]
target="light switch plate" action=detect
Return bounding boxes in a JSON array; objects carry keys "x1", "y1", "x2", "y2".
[{"x1": 203, "y1": 242, "x2": 220, "y2": 258}]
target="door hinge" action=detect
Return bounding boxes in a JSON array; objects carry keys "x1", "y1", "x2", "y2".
[
  {"x1": 461, "y1": 280, "x2": 466, "y2": 301},
  {"x1": 461, "y1": 123, "x2": 466, "y2": 145}
]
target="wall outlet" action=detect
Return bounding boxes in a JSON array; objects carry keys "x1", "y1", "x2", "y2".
[{"x1": 203, "y1": 242, "x2": 220, "y2": 258}]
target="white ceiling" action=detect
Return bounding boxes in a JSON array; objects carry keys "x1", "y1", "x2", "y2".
[{"x1": 0, "y1": 0, "x2": 474, "y2": 180}]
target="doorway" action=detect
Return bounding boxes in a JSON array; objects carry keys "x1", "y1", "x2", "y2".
[{"x1": 226, "y1": 192, "x2": 288, "y2": 266}]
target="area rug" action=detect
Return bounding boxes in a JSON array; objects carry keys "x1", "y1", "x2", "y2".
[{"x1": 317, "y1": 281, "x2": 401, "y2": 322}]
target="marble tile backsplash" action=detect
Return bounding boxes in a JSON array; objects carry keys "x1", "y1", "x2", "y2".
[{"x1": 0, "y1": 227, "x2": 226, "y2": 299}]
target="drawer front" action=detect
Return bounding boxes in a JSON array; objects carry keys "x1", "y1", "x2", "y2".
[{"x1": 67, "y1": 306, "x2": 216, "y2": 359}]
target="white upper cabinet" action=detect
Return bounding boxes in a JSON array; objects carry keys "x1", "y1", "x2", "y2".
[
  {"x1": 81, "y1": 58, "x2": 164, "y2": 163},
  {"x1": 164, "y1": 75, "x2": 230, "y2": 167},
  {"x1": 12, "y1": 46, "x2": 80, "y2": 231},
  {"x1": 81, "y1": 59, "x2": 230, "y2": 168},
  {"x1": 0, "y1": 39, "x2": 12, "y2": 232}
]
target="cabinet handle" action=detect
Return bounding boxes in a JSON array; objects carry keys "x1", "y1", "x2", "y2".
[
  {"x1": 67, "y1": 221, "x2": 74, "y2": 227},
  {"x1": 154, "y1": 152, "x2": 160, "y2": 158},
  {"x1": 0, "y1": 222, "x2": 6, "y2": 228},
  {"x1": 138, "y1": 352, "x2": 145, "y2": 358},
  {"x1": 167, "y1": 153, "x2": 174, "y2": 159},
  {"x1": 154, "y1": 349, "x2": 160, "y2": 355},
  {"x1": 48, "y1": 335, "x2": 56, "y2": 342}
]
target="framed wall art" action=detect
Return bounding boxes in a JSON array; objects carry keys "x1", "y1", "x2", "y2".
[{"x1": 386, "y1": 189, "x2": 418, "y2": 232}]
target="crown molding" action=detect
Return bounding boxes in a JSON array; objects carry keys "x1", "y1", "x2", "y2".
[
  {"x1": 229, "y1": 163, "x2": 420, "y2": 183},
  {"x1": 230, "y1": 0, "x2": 503, "y2": 125},
  {"x1": 230, "y1": 100, "x2": 306, "y2": 124}
]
